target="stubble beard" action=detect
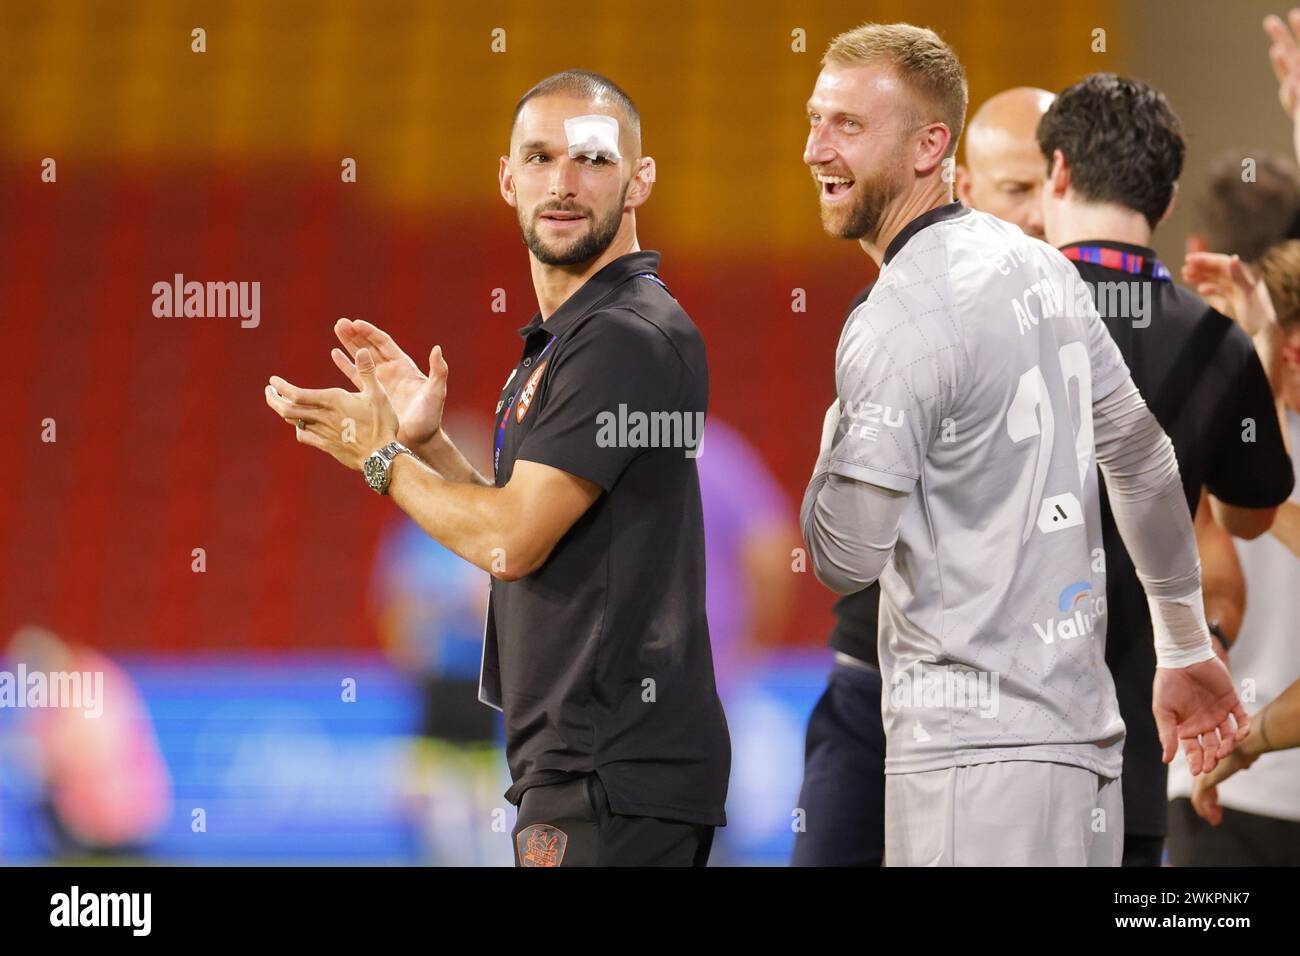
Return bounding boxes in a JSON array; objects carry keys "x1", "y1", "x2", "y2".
[
  {"x1": 522, "y1": 182, "x2": 630, "y2": 267},
  {"x1": 821, "y1": 166, "x2": 906, "y2": 242}
]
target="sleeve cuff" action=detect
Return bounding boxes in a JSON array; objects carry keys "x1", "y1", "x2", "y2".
[
  {"x1": 514, "y1": 449, "x2": 621, "y2": 493},
  {"x1": 1092, "y1": 363, "x2": 1132, "y2": 404},
  {"x1": 827, "y1": 458, "x2": 917, "y2": 493}
]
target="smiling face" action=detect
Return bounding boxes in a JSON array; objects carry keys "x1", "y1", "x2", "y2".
[
  {"x1": 803, "y1": 62, "x2": 916, "y2": 241},
  {"x1": 503, "y1": 94, "x2": 635, "y2": 267}
]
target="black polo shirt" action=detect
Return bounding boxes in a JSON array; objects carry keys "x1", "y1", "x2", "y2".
[
  {"x1": 1064, "y1": 239, "x2": 1294, "y2": 839},
  {"x1": 826, "y1": 281, "x2": 883, "y2": 667},
  {"x1": 478, "y1": 250, "x2": 730, "y2": 827}
]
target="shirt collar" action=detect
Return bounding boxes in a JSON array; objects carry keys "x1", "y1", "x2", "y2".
[
  {"x1": 516, "y1": 250, "x2": 663, "y2": 339},
  {"x1": 1057, "y1": 238, "x2": 1157, "y2": 259},
  {"x1": 882, "y1": 201, "x2": 970, "y2": 266}
]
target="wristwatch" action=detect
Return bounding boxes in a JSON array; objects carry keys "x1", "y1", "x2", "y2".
[{"x1": 362, "y1": 441, "x2": 413, "y2": 495}]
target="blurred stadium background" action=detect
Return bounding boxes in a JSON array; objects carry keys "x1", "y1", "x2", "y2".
[{"x1": 0, "y1": 0, "x2": 1288, "y2": 864}]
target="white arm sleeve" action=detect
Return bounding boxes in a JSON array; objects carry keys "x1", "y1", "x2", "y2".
[
  {"x1": 800, "y1": 471, "x2": 908, "y2": 595},
  {"x1": 1093, "y1": 376, "x2": 1215, "y2": 668}
]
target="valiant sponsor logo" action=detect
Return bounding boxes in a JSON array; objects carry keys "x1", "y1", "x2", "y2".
[
  {"x1": 888, "y1": 662, "x2": 999, "y2": 718},
  {"x1": 842, "y1": 399, "x2": 905, "y2": 442},
  {"x1": 1033, "y1": 580, "x2": 1106, "y2": 645},
  {"x1": 50, "y1": 886, "x2": 151, "y2": 936}
]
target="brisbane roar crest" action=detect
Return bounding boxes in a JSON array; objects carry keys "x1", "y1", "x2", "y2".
[
  {"x1": 516, "y1": 360, "x2": 549, "y2": 424},
  {"x1": 517, "y1": 823, "x2": 568, "y2": 867}
]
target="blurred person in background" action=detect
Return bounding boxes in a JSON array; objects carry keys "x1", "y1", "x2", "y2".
[
  {"x1": 1160, "y1": 15, "x2": 1300, "y2": 864},
  {"x1": 1191, "y1": 673, "x2": 1300, "y2": 827},
  {"x1": 1184, "y1": 150, "x2": 1300, "y2": 267},
  {"x1": 955, "y1": 86, "x2": 1056, "y2": 241},
  {"x1": 1166, "y1": 238, "x2": 1300, "y2": 863},
  {"x1": 697, "y1": 417, "x2": 798, "y2": 689},
  {"x1": 1038, "y1": 73, "x2": 1294, "y2": 866},
  {"x1": 793, "y1": 85, "x2": 1055, "y2": 868},
  {"x1": 695, "y1": 416, "x2": 797, "y2": 865},
  {"x1": 370, "y1": 411, "x2": 510, "y2": 866},
  {"x1": 6, "y1": 626, "x2": 171, "y2": 859}
]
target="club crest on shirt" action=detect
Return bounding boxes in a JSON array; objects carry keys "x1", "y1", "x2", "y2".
[
  {"x1": 516, "y1": 360, "x2": 548, "y2": 424},
  {"x1": 517, "y1": 823, "x2": 567, "y2": 866}
]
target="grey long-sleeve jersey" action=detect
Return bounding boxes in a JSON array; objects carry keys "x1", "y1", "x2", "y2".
[{"x1": 799, "y1": 205, "x2": 1211, "y2": 777}]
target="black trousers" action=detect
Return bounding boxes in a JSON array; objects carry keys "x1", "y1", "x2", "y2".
[
  {"x1": 512, "y1": 773, "x2": 714, "y2": 867},
  {"x1": 1167, "y1": 797, "x2": 1300, "y2": 866},
  {"x1": 1121, "y1": 832, "x2": 1165, "y2": 867},
  {"x1": 791, "y1": 659, "x2": 886, "y2": 867}
]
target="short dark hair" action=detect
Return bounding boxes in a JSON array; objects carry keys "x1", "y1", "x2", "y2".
[
  {"x1": 1196, "y1": 149, "x2": 1300, "y2": 261},
  {"x1": 511, "y1": 69, "x2": 641, "y2": 147},
  {"x1": 1037, "y1": 73, "x2": 1184, "y2": 230}
]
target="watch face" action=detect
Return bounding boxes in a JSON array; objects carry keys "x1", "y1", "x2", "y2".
[{"x1": 363, "y1": 455, "x2": 385, "y2": 490}]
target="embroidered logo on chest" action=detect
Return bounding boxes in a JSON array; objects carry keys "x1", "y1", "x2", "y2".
[{"x1": 515, "y1": 360, "x2": 548, "y2": 424}]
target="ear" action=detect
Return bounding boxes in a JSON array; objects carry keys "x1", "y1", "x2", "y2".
[
  {"x1": 624, "y1": 156, "x2": 655, "y2": 210},
  {"x1": 499, "y1": 155, "x2": 517, "y2": 208},
  {"x1": 1048, "y1": 148, "x2": 1070, "y2": 199},
  {"x1": 916, "y1": 123, "x2": 951, "y2": 176},
  {"x1": 954, "y1": 164, "x2": 973, "y2": 204}
]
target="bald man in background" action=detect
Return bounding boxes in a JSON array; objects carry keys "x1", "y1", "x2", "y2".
[
  {"x1": 954, "y1": 87, "x2": 1055, "y2": 239},
  {"x1": 792, "y1": 87, "x2": 1057, "y2": 867}
]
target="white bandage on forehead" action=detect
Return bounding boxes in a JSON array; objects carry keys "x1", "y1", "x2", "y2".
[{"x1": 564, "y1": 114, "x2": 622, "y2": 162}]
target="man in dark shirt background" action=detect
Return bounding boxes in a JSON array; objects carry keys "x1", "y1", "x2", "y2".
[
  {"x1": 1038, "y1": 74, "x2": 1294, "y2": 866},
  {"x1": 264, "y1": 69, "x2": 729, "y2": 866}
]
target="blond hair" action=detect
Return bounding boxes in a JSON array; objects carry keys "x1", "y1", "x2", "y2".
[
  {"x1": 823, "y1": 22, "x2": 968, "y2": 159},
  {"x1": 1257, "y1": 240, "x2": 1300, "y2": 333}
]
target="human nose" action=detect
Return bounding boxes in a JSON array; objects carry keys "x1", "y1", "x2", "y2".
[{"x1": 548, "y1": 156, "x2": 580, "y2": 200}]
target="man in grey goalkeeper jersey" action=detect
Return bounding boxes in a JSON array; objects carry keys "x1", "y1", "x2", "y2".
[{"x1": 800, "y1": 22, "x2": 1250, "y2": 866}]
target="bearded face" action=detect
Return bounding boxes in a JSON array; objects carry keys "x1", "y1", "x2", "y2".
[
  {"x1": 811, "y1": 151, "x2": 910, "y2": 241},
  {"x1": 520, "y1": 179, "x2": 629, "y2": 266}
]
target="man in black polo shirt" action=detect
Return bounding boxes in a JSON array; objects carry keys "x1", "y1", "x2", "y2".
[
  {"x1": 1038, "y1": 73, "x2": 1295, "y2": 866},
  {"x1": 263, "y1": 69, "x2": 729, "y2": 866}
]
